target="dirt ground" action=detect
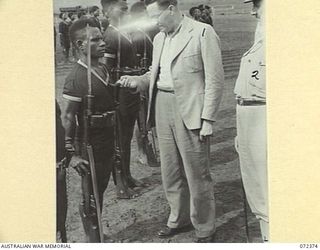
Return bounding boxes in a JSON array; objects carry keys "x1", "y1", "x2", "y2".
[{"x1": 55, "y1": 12, "x2": 263, "y2": 243}]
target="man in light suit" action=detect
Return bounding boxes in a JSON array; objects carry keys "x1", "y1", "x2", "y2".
[{"x1": 118, "y1": 0, "x2": 224, "y2": 242}]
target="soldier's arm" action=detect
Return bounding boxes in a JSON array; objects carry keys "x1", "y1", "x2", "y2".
[
  {"x1": 62, "y1": 78, "x2": 82, "y2": 147},
  {"x1": 63, "y1": 99, "x2": 79, "y2": 145},
  {"x1": 103, "y1": 31, "x2": 117, "y2": 71},
  {"x1": 63, "y1": 99, "x2": 89, "y2": 176}
]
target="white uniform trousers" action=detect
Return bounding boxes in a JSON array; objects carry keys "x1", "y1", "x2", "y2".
[{"x1": 236, "y1": 104, "x2": 269, "y2": 241}]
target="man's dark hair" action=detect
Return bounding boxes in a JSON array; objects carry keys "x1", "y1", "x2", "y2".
[
  {"x1": 189, "y1": 6, "x2": 197, "y2": 16},
  {"x1": 69, "y1": 18, "x2": 96, "y2": 45},
  {"x1": 59, "y1": 13, "x2": 64, "y2": 19},
  {"x1": 77, "y1": 10, "x2": 86, "y2": 19},
  {"x1": 89, "y1": 5, "x2": 100, "y2": 14},
  {"x1": 130, "y1": 1, "x2": 146, "y2": 14}
]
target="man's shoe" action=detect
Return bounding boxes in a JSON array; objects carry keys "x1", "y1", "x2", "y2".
[
  {"x1": 158, "y1": 225, "x2": 192, "y2": 238},
  {"x1": 194, "y1": 234, "x2": 216, "y2": 243}
]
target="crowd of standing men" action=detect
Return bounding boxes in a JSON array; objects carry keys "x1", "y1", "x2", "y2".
[{"x1": 56, "y1": 0, "x2": 267, "y2": 244}]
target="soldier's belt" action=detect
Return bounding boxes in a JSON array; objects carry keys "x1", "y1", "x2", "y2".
[
  {"x1": 90, "y1": 111, "x2": 116, "y2": 128},
  {"x1": 236, "y1": 98, "x2": 266, "y2": 106},
  {"x1": 157, "y1": 87, "x2": 175, "y2": 93}
]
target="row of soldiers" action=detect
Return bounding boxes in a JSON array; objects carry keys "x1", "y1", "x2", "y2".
[
  {"x1": 56, "y1": 0, "x2": 160, "y2": 243},
  {"x1": 56, "y1": 6, "x2": 109, "y2": 63},
  {"x1": 189, "y1": 4, "x2": 214, "y2": 26}
]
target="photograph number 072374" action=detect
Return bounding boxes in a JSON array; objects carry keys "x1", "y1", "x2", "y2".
[{"x1": 54, "y1": 0, "x2": 267, "y2": 243}]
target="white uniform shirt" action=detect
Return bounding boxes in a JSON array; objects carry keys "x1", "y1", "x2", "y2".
[{"x1": 234, "y1": 38, "x2": 266, "y2": 100}]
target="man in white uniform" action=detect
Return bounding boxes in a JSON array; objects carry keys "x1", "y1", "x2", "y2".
[{"x1": 234, "y1": 0, "x2": 268, "y2": 242}]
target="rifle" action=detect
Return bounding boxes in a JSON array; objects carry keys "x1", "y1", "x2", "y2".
[
  {"x1": 111, "y1": 18, "x2": 159, "y2": 195},
  {"x1": 137, "y1": 28, "x2": 159, "y2": 166},
  {"x1": 111, "y1": 17, "x2": 137, "y2": 199},
  {"x1": 137, "y1": 90, "x2": 158, "y2": 167},
  {"x1": 78, "y1": 24, "x2": 104, "y2": 242}
]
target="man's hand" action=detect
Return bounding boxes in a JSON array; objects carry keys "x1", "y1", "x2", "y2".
[
  {"x1": 116, "y1": 75, "x2": 139, "y2": 89},
  {"x1": 69, "y1": 155, "x2": 89, "y2": 177},
  {"x1": 199, "y1": 120, "x2": 214, "y2": 142}
]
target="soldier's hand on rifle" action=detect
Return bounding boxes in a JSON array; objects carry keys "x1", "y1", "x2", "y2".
[
  {"x1": 117, "y1": 75, "x2": 138, "y2": 89},
  {"x1": 69, "y1": 155, "x2": 89, "y2": 177}
]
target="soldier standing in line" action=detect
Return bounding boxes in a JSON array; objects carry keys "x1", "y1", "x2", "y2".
[
  {"x1": 130, "y1": 1, "x2": 158, "y2": 167},
  {"x1": 189, "y1": 7, "x2": 203, "y2": 22},
  {"x1": 62, "y1": 19, "x2": 115, "y2": 242},
  {"x1": 234, "y1": 0, "x2": 268, "y2": 242},
  {"x1": 101, "y1": 0, "x2": 144, "y2": 199},
  {"x1": 68, "y1": 13, "x2": 80, "y2": 61},
  {"x1": 89, "y1": 6, "x2": 102, "y2": 30},
  {"x1": 56, "y1": 100, "x2": 68, "y2": 243},
  {"x1": 58, "y1": 13, "x2": 72, "y2": 63},
  {"x1": 198, "y1": 4, "x2": 213, "y2": 26}
]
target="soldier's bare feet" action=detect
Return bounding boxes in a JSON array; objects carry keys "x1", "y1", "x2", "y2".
[
  {"x1": 116, "y1": 186, "x2": 139, "y2": 199},
  {"x1": 136, "y1": 153, "x2": 148, "y2": 165},
  {"x1": 127, "y1": 176, "x2": 148, "y2": 188}
]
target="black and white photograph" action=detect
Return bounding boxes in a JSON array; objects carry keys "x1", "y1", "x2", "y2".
[{"x1": 54, "y1": 0, "x2": 267, "y2": 243}]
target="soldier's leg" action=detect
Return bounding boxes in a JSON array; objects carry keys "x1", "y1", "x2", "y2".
[
  {"x1": 140, "y1": 96, "x2": 158, "y2": 167},
  {"x1": 78, "y1": 140, "x2": 113, "y2": 243},
  {"x1": 115, "y1": 91, "x2": 141, "y2": 198},
  {"x1": 119, "y1": 111, "x2": 144, "y2": 188},
  {"x1": 94, "y1": 142, "x2": 114, "y2": 210},
  {"x1": 237, "y1": 105, "x2": 268, "y2": 242},
  {"x1": 136, "y1": 96, "x2": 151, "y2": 165},
  {"x1": 135, "y1": 119, "x2": 148, "y2": 165},
  {"x1": 259, "y1": 219, "x2": 269, "y2": 242},
  {"x1": 56, "y1": 167, "x2": 67, "y2": 242},
  {"x1": 79, "y1": 171, "x2": 101, "y2": 243}
]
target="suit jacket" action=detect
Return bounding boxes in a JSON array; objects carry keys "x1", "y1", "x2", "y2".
[{"x1": 138, "y1": 16, "x2": 224, "y2": 130}]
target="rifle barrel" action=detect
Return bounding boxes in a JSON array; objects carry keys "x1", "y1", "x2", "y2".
[
  {"x1": 86, "y1": 24, "x2": 92, "y2": 95},
  {"x1": 117, "y1": 17, "x2": 121, "y2": 70}
]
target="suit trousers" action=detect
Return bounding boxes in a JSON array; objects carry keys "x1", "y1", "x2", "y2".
[
  {"x1": 236, "y1": 105, "x2": 268, "y2": 224},
  {"x1": 155, "y1": 90, "x2": 216, "y2": 238}
]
